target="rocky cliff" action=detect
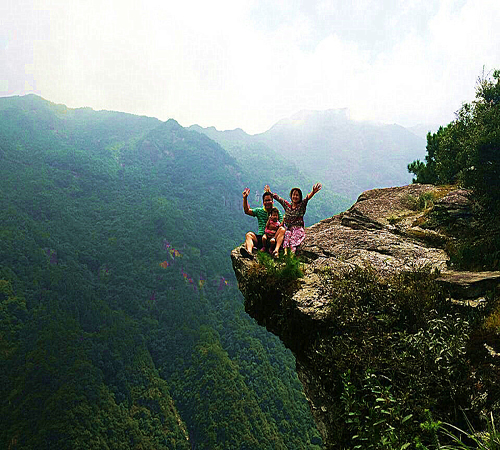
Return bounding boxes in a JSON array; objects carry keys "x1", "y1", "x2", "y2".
[{"x1": 232, "y1": 184, "x2": 500, "y2": 449}]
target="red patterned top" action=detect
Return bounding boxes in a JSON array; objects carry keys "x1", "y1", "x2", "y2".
[{"x1": 272, "y1": 193, "x2": 309, "y2": 229}]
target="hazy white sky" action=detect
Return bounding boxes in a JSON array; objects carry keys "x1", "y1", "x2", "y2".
[{"x1": 2, "y1": 0, "x2": 499, "y2": 134}]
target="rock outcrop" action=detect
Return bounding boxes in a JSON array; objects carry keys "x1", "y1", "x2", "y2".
[{"x1": 231, "y1": 184, "x2": 500, "y2": 449}]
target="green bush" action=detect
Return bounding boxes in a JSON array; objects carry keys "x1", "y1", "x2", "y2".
[
  {"x1": 310, "y1": 264, "x2": 497, "y2": 448},
  {"x1": 403, "y1": 192, "x2": 438, "y2": 211},
  {"x1": 439, "y1": 413, "x2": 500, "y2": 450},
  {"x1": 254, "y1": 250, "x2": 304, "y2": 284}
]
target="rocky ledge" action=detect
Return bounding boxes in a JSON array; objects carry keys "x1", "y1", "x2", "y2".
[{"x1": 231, "y1": 184, "x2": 500, "y2": 449}]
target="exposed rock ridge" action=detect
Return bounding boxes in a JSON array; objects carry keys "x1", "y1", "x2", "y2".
[
  {"x1": 231, "y1": 184, "x2": 500, "y2": 448},
  {"x1": 232, "y1": 184, "x2": 500, "y2": 332}
]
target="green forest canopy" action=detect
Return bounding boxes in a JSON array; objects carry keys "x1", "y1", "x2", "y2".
[{"x1": 0, "y1": 95, "x2": 323, "y2": 449}]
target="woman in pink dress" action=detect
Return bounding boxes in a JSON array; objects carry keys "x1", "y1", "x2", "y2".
[{"x1": 264, "y1": 183, "x2": 322, "y2": 255}]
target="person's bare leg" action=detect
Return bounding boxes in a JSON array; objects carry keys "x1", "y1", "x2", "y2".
[
  {"x1": 245, "y1": 232, "x2": 257, "y2": 253},
  {"x1": 261, "y1": 234, "x2": 268, "y2": 251},
  {"x1": 273, "y1": 227, "x2": 285, "y2": 257}
]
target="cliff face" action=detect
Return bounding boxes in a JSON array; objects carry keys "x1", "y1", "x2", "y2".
[{"x1": 232, "y1": 184, "x2": 500, "y2": 449}]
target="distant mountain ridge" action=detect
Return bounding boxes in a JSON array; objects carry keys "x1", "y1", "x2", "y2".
[
  {"x1": 407, "y1": 123, "x2": 441, "y2": 140},
  {"x1": 188, "y1": 122, "x2": 351, "y2": 226},
  {"x1": 258, "y1": 109, "x2": 428, "y2": 200},
  {"x1": 193, "y1": 108, "x2": 428, "y2": 202}
]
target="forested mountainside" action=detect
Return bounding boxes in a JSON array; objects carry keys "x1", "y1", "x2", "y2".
[{"x1": 0, "y1": 95, "x2": 324, "y2": 449}]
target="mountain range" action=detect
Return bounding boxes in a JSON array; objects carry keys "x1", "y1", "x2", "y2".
[
  {"x1": 192, "y1": 108, "x2": 429, "y2": 202},
  {"x1": 0, "y1": 94, "x2": 431, "y2": 449}
]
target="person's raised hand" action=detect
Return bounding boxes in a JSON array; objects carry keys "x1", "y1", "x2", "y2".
[
  {"x1": 264, "y1": 185, "x2": 271, "y2": 193},
  {"x1": 313, "y1": 183, "x2": 322, "y2": 194},
  {"x1": 243, "y1": 188, "x2": 250, "y2": 198}
]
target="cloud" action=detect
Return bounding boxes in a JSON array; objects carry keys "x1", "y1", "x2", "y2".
[
  {"x1": 0, "y1": 0, "x2": 49, "y2": 95},
  {"x1": 2, "y1": 0, "x2": 500, "y2": 133}
]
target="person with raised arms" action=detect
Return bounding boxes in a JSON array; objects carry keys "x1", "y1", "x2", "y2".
[
  {"x1": 265, "y1": 183, "x2": 322, "y2": 254},
  {"x1": 241, "y1": 187, "x2": 285, "y2": 259}
]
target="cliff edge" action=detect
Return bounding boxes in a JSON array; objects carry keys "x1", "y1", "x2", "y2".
[{"x1": 231, "y1": 184, "x2": 500, "y2": 449}]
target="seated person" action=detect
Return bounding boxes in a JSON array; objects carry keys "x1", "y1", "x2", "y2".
[
  {"x1": 261, "y1": 207, "x2": 281, "y2": 252},
  {"x1": 265, "y1": 183, "x2": 322, "y2": 254},
  {"x1": 241, "y1": 188, "x2": 285, "y2": 259}
]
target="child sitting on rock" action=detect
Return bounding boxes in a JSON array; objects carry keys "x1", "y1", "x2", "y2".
[{"x1": 261, "y1": 207, "x2": 281, "y2": 253}]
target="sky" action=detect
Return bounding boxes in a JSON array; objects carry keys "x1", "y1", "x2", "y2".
[{"x1": 2, "y1": 0, "x2": 499, "y2": 134}]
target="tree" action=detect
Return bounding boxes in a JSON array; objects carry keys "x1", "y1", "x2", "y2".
[
  {"x1": 460, "y1": 69, "x2": 500, "y2": 213},
  {"x1": 409, "y1": 69, "x2": 500, "y2": 215},
  {"x1": 408, "y1": 69, "x2": 500, "y2": 269}
]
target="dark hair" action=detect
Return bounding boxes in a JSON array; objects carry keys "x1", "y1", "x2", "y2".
[
  {"x1": 289, "y1": 188, "x2": 303, "y2": 202},
  {"x1": 270, "y1": 207, "x2": 279, "y2": 215},
  {"x1": 262, "y1": 191, "x2": 273, "y2": 202}
]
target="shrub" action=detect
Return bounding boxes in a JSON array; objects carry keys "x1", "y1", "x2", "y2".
[
  {"x1": 311, "y1": 264, "x2": 497, "y2": 448},
  {"x1": 403, "y1": 192, "x2": 438, "y2": 211},
  {"x1": 254, "y1": 250, "x2": 304, "y2": 284}
]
